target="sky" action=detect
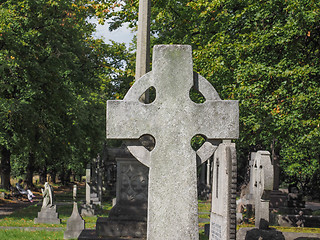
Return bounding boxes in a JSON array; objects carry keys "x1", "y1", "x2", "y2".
[{"x1": 90, "y1": 18, "x2": 135, "y2": 47}]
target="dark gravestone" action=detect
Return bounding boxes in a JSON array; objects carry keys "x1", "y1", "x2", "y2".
[{"x1": 96, "y1": 158, "x2": 148, "y2": 238}]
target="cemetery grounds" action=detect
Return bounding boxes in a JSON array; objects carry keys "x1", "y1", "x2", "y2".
[
  {"x1": 1, "y1": 183, "x2": 320, "y2": 239},
  {"x1": 0, "y1": 182, "x2": 209, "y2": 239}
]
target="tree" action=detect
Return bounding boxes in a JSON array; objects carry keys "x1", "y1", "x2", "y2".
[
  {"x1": 0, "y1": 0, "x2": 136, "y2": 188},
  {"x1": 94, "y1": 0, "x2": 320, "y2": 195}
]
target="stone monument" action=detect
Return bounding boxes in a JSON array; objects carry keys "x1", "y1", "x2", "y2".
[
  {"x1": 236, "y1": 151, "x2": 285, "y2": 240},
  {"x1": 96, "y1": 157, "x2": 148, "y2": 238},
  {"x1": 81, "y1": 160, "x2": 102, "y2": 216},
  {"x1": 253, "y1": 151, "x2": 273, "y2": 229},
  {"x1": 96, "y1": 1, "x2": 152, "y2": 238},
  {"x1": 64, "y1": 185, "x2": 85, "y2": 239},
  {"x1": 106, "y1": 45, "x2": 239, "y2": 240},
  {"x1": 209, "y1": 141, "x2": 237, "y2": 240},
  {"x1": 34, "y1": 182, "x2": 61, "y2": 224}
]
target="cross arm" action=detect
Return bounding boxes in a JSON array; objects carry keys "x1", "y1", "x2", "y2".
[
  {"x1": 192, "y1": 100, "x2": 239, "y2": 139},
  {"x1": 106, "y1": 100, "x2": 156, "y2": 139}
]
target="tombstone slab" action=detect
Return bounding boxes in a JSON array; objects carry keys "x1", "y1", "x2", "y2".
[
  {"x1": 81, "y1": 163, "x2": 100, "y2": 216},
  {"x1": 107, "y1": 45, "x2": 239, "y2": 239},
  {"x1": 64, "y1": 202, "x2": 85, "y2": 239},
  {"x1": 253, "y1": 151, "x2": 273, "y2": 229},
  {"x1": 96, "y1": 157, "x2": 148, "y2": 238},
  {"x1": 209, "y1": 141, "x2": 237, "y2": 240}
]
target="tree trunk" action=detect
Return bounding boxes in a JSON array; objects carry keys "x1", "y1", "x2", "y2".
[
  {"x1": 25, "y1": 152, "x2": 35, "y2": 188},
  {"x1": 271, "y1": 137, "x2": 280, "y2": 190},
  {"x1": 66, "y1": 169, "x2": 71, "y2": 184},
  {"x1": 50, "y1": 171, "x2": 57, "y2": 184},
  {"x1": 39, "y1": 166, "x2": 47, "y2": 184},
  {"x1": 0, "y1": 146, "x2": 11, "y2": 190}
]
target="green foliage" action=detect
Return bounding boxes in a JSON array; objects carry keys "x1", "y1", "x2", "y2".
[
  {"x1": 95, "y1": 0, "x2": 320, "y2": 194},
  {"x1": 0, "y1": 0, "x2": 135, "y2": 182}
]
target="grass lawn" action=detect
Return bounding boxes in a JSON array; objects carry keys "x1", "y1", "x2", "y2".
[
  {"x1": 0, "y1": 202, "x2": 112, "y2": 229},
  {"x1": 2, "y1": 189, "x2": 319, "y2": 240},
  {"x1": 0, "y1": 229, "x2": 64, "y2": 240}
]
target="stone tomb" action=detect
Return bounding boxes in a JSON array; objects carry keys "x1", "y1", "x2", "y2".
[{"x1": 106, "y1": 45, "x2": 239, "y2": 240}]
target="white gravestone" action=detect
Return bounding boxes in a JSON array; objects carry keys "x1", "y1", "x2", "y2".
[
  {"x1": 253, "y1": 151, "x2": 273, "y2": 229},
  {"x1": 107, "y1": 45, "x2": 239, "y2": 240},
  {"x1": 210, "y1": 141, "x2": 237, "y2": 240}
]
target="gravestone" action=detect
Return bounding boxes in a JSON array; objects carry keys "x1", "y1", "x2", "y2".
[
  {"x1": 209, "y1": 141, "x2": 237, "y2": 240},
  {"x1": 64, "y1": 185, "x2": 85, "y2": 239},
  {"x1": 247, "y1": 152, "x2": 286, "y2": 209},
  {"x1": 91, "y1": 156, "x2": 102, "y2": 206},
  {"x1": 96, "y1": 157, "x2": 148, "y2": 238},
  {"x1": 236, "y1": 152, "x2": 286, "y2": 240},
  {"x1": 81, "y1": 163, "x2": 100, "y2": 216},
  {"x1": 198, "y1": 158, "x2": 212, "y2": 200},
  {"x1": 253, "y1": 151, "x2": 273, "y2": 229},
  {"x1": 34, "y1": 182, "x2": 61, "y2": 224},
  {"x1": 106, "y1": 45, "x2": 239, "y2": 240}
]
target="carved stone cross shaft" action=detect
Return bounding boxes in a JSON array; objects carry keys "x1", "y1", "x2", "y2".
[{"x1": 107, "y1": 45, "x2": 239, "y2": 240}]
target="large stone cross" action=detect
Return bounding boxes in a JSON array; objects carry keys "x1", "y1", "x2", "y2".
[{"x1": 107, "y1": 45, "x2": 239, "y2": 240}]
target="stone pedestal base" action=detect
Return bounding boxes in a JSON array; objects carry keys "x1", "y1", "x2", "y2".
[
  {"x1": 96, "y1": 217, "x2": 147, "y2": 239},
  {"x1": 34, "y1": 205, "x2": 61, "y2": 224}
]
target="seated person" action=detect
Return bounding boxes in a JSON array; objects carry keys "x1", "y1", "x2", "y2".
[{"x1": 16, "y1": 179, "x2": 35, "y2": 202}]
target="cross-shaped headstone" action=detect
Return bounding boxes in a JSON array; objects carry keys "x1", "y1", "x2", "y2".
[{"x1": 107, "y1": 45, "x2": 239, "y2": 239}]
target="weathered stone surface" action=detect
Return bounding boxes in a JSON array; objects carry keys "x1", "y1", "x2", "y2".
[
  {"x1": 253, "y1": 151, "x2": 273, "y2": 229},
  {"x1": 96, "y1": 218, "x2": 147, "y2": 239},
  {"x1": 64, "y1": 202, "x2": 85, "y2": 239},
  {"x1": 237, "y1": 227, "x2": 285, "y2": 240},
  {"x1": 81, "y1": 203, "x2": 97, "y2": 217},
  {"x1": 209, "y1": 141, "x2": 237, "y2": 240},
  {"x1": 34, "y1": 205, "x2": 61, "y2": 224},
  {"x1": 81, "y1": 162, "x2": 101, "y2": 217},
  {"x1": 96, "y1": 157, "x2": 148, "y2": 239},
  {"x1": 269, "y1": 190, "x2": 287, "y2": 208},
  {"x1": 106, "y1": 45, "x2": 239, "y2": 240},
  {"x1": 135, "y1": 0, "x2": 151, "y2": 81},
  {"x1": 111, "y1": 158, "x2": 148, "y2": 221}
]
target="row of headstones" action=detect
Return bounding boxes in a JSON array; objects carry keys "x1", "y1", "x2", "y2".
[
  {"x1": 33, "y1": 149, "x2": 286, "y2": 240},
  {"x1": 33, "y1": 182, "x2": 86, "y2": 239},
  {"x1": 35, "y1": 45, "x2": 290, "y2": 239},
  {"x1": 81, "y1": 156, "x2": 103, "y2": 217},
  {"x1": 91, "y1": 140, "x2": 237, "y2": 240},
  {"x1": 243, "y1": 151, "x2": 309, "y2": 229},
  {"x1": 33, "y1": 156, "x2": 103, "y2": 239}
]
